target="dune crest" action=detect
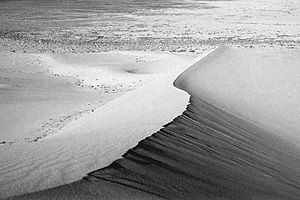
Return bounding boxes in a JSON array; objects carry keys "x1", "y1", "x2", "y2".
[
  {"x1": 87, "y1": 47, "x2": 300, "y2": 199},
  {"x1": 175, "y1": 46, "x2": 300, "y2": 143},
  {"x1": 13, "y1": 47, "x2": 300, "y2": 199}
]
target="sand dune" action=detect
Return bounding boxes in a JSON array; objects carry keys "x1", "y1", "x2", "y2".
[
  {"x1": 0, "y1": 51, "x2": 195, "y2": 198},
  {"x1": 11, "y1": 46, "x2": 300, "y2": 199},
  {"x1": 37, "y1": 51, "x2": 192, "y2": 92},
  {"x1": 175, "y1": 46, "x2": 300, "y2": 144}
]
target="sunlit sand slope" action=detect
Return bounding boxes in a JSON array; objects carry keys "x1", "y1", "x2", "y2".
[
  {"x1": 1, "y1": 51, "x2": 195, "y2": 199},
  {"x1": 174, "y1": 46, "x2": 300, "y2": 143},
  {"x1": 13, "y1": 47, "x2": 300, "y2": 199}
]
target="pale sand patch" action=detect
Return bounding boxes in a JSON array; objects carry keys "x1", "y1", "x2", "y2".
[
  {"x1": 36, "y1": 51, "x2": 196, "y2": 90},
  {"x1": 0, "y1": 53, "x2": 119, "y2": 143},
  {"x1": 175, "y1": 46, "x2": 300, "y2": 144},
  {"x1": 0, "y1": 51, "x2": 197, "y2": 198}
]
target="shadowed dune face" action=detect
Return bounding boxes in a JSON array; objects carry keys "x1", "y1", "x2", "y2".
[
  {"x1": 13, "y1": 47, "x2": 300, "y2": 199},
  {"x1": 82, "y1": 47, "x2": 300, "y2": 199},
  {"x1": 88, "y1": 96, "x2": 300, "y2": 199},
  {"x1": 13, "y1": 97, "x2": 300, "y2": 200},
  {"x1": 86, "y1": 47, "x2": 300, "y2": 199}
]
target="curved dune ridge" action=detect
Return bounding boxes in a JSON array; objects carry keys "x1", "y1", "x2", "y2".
[
  {"x1": 13, "y1": 46, "x2": 300, "y2": 199},
  {"x1": 0, "y1": 51, "x2": 194, "y2": 198}
]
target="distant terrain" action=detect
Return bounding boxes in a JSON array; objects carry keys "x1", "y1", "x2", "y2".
[{"x1": 0, "y1": 0, "x2": 299, "y2": 53}]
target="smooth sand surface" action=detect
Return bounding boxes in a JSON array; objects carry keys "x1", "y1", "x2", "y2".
[
  {"x1": 175, "y1": 46, "x2": 300, "y2": 144},
  {"x1": 0, "y1": 51, "x2": 196, "y2": 198},
  {"x1": 13, "y1": 46, "x2": 300, "y2": 200}
]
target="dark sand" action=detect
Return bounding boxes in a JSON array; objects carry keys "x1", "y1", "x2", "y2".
[{"x1": 1, "y1": 0, "x2": 299, "y2": 53}]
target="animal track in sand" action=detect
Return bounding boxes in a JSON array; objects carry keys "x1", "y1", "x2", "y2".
[
  {"x1": 0, "y1": 104, "x2": 103, "y2": 145},
  {"x1": 28, "y1": 105, "x2": 104, "y2": 143}
]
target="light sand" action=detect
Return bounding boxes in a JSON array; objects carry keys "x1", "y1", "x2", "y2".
[
  {"x1": 0, "y1": 52, "x2": 119, "y2": 143},
  {"x1": 175, "y1": 46, "x2": 300, "y2": 144},
  {"x1": 12, "y1": 46, "x2": 300, "y2": 200},
  {"x1": 0, "y1": 50, "x2": 196, "y2": 198}
]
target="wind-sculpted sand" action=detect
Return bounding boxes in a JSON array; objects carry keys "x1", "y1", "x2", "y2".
[
  {"x1": 1, "y1": 0, "x2": 300, "y2": 199},
  {"x1": 0, "y1": 51, "x2": 195, "y2": 198},
  {"x1": 10, "y1": 46, "x2": 300, "y2": 199}
]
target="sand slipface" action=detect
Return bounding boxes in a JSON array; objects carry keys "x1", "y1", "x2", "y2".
[{"x1": 13, "y1": 46, "x2": 300, "y2": 199}]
